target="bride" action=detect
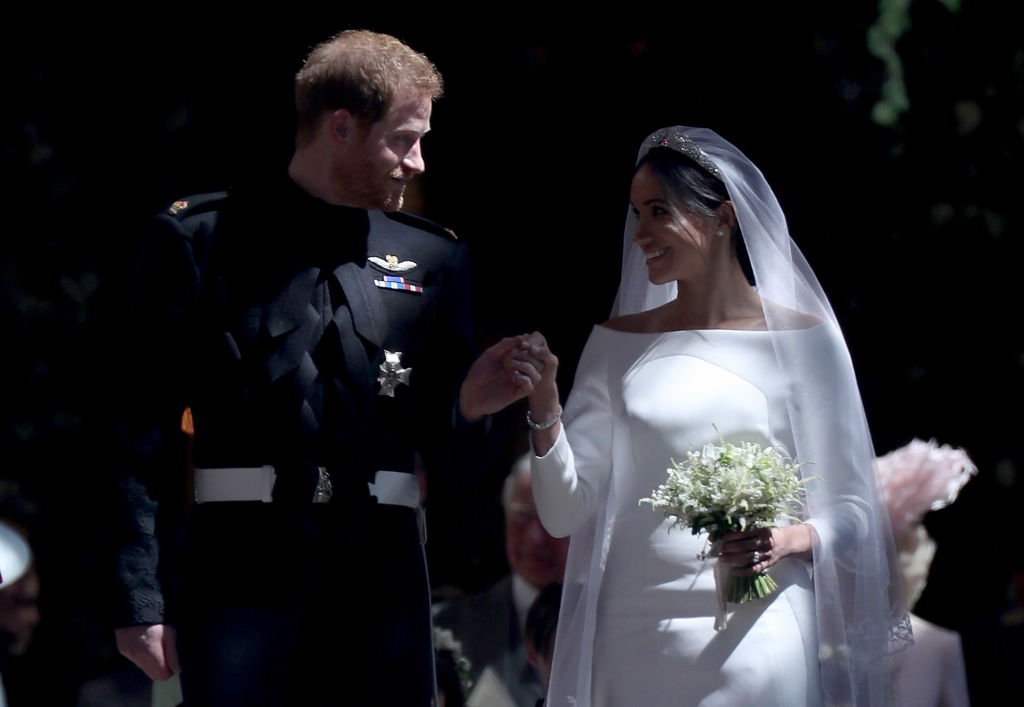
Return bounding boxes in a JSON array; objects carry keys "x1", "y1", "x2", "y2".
[{"x1": 508, "y1": 127, "x2": 912, "y2": 706}]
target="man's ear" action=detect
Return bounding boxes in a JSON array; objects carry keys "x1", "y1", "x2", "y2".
[{"x1": 329, "y1": 109, "x2": 353, "y2": 143}]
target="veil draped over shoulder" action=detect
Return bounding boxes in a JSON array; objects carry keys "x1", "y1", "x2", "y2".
[{"x1": 548, "y1": 127, "x2": 913, "y2": 706}]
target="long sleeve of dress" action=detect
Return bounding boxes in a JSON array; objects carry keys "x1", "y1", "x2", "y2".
[{"x1": 530, "y1": 331, "x2": 613, "y2": 539}]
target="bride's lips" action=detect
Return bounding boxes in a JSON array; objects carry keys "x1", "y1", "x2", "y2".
[{"x1": 645, "y1": 247, "x2": 668, "y2": 263}]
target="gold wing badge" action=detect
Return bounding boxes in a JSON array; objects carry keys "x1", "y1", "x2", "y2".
[{"x1": 368, "y1": 254, "x2": 417, "y2": 272}]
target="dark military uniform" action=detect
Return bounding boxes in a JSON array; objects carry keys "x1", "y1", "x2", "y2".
[{"x1": 112, "y1": 174, "x2": 480, "y2": 706}]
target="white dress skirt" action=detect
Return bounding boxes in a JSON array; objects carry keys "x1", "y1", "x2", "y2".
[{"x1": 533, "y1": 325, "x2": 826, "y2": 707}]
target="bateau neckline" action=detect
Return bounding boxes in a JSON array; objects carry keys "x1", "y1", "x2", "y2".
[{"x1": 593, "y1": 322, "x2": 824, "y2": 335}]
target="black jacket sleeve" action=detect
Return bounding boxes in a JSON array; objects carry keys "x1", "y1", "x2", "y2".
[{"x1": 109, "y1": 203, "x2": 215, "y2": 627}]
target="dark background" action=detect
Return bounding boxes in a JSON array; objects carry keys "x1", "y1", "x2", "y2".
[{"x1": 2, "y1": 3, "x2": 1021, "y2": 705}]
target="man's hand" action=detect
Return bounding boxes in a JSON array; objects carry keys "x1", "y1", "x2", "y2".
[
  {"x1": 459, "y1": 336, "x2": 538, "y2": 421},
  {"x1": 115, "y1": 623, "x2": 180, "y2": 681}
]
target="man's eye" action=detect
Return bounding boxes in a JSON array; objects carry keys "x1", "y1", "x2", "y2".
[{"x1": 394, "y1": 135, "x2": 418, "y2": 151}]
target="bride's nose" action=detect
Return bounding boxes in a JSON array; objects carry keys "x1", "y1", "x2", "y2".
[{"x1": 633, "y1": 219, "x2": 651, "y2": 246}]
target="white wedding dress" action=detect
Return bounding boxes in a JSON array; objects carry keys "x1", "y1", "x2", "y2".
[{"x1": 533, "y1": 324, "x2": 827, "y2": 707}]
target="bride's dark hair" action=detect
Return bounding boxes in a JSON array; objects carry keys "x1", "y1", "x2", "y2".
[
  {"x1": 637, "y1": 147, "x2": 732, "y2": 226},
  {"x1": 637, "y1": 146, "x2": 751, "y2": 282}
]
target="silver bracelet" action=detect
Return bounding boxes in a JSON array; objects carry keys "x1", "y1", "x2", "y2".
[{"x1": 526, "y1": 405, "x2": 562, "y2": 431}]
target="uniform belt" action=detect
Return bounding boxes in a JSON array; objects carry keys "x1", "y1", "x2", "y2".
[{"x1": 193, "y1": 467, "x2": 420, "y2": 508}]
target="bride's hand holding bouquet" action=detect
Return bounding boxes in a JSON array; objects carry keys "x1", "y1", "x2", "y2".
[{"x1": 640, "y1": 432, "x2": 817, "y2": 629}]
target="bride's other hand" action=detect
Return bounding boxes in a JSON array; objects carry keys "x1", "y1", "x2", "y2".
[{"x1": 719, "y1": 524, "x2": 814, "y2": 576}]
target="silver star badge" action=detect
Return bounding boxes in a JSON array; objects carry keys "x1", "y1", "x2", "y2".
[{"x1": 377, "y1": 350, "x2": 412, "y2": 397}]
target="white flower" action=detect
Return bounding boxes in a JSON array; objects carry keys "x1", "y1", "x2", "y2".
[
  {"x1": 640, "y1": 435, "x2": 808, "y2": 539},
  {"x1": 433, "y1": 626, "x2": 473, "y2": 694}
]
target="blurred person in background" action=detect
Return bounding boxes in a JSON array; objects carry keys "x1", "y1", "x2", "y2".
[
  {"x1": 0, "y1": 518, "x2": 39, "y2": 707},
  {"x1": 434, "y1": 455, "x2": 568, "y2": 706},
  {"x1": 876, "y1": 438, "x2": 975, "y2": 707}
]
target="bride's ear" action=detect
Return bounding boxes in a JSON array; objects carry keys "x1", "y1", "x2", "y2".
[{"x1": 715, "y1": 202, "x2": 737, "y2": 235}]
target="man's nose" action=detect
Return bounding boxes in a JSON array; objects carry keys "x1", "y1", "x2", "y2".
[{"x1": 403, "y1": 141, "x2": 425, "y2": 175}]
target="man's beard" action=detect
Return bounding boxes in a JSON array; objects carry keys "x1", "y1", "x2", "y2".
[
  {"x1": 381, "y1": 173, "x2": 407, "y2": 212},
  {"x1": 382, "y1": 188, "x2": 404, "y2": 212}
]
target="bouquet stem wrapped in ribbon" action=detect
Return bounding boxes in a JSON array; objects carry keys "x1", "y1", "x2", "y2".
[{"x1": 640, "y1": 433, "x2": 810, "y2": 630}]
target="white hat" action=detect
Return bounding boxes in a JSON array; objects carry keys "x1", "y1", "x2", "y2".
[{"x1": 0, "y1": 521, "x2": 32, "y2": 589}]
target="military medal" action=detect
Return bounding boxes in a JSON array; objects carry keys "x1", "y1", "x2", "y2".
[
  {"x1": 377, "y1": 350, "x2": 411, "y2": 397},
  {"x1": 373, "y1": 275, "x2": 423, "y2": 293}
]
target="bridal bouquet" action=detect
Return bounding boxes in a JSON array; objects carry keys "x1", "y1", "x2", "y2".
[{"x1": 640, "y1": 434, "x2": 809, "y2": 625}]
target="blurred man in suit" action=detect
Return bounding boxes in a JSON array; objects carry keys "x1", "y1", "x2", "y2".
[{"x1": 434, "y1": 455, "x2": 569, "y2": 706}]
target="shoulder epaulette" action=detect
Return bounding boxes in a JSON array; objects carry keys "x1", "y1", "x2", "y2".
[
  {"x1": 164, "y1": 191, "x2": 230, "y2": 221},
  {"x1": 384, "y1": 210, "x2": 458, "y2": 241}
]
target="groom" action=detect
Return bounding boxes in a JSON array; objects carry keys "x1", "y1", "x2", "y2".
[{"x1": 110, "y1": 29, "x2": 530, "y2": 706}]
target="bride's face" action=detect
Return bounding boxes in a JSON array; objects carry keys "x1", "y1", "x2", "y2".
[{"x1": 630, "y1": 163, "x2": 716, "y2": 285}]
